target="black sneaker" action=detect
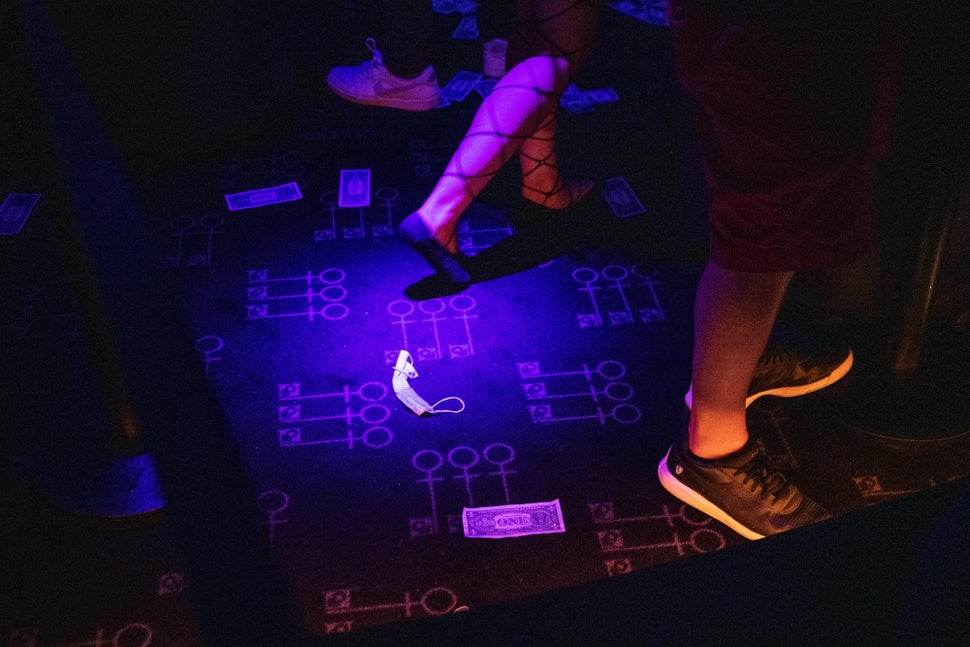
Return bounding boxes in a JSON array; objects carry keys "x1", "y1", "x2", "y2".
[
  {"x1": 684, "y1": 326, "x2": 854, "y2": 409},
  {"x1": 657, "y1": 435, "x2": 832, "y2": 540}
]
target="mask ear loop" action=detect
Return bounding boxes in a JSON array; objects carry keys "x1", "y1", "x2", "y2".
[
  {"x1": 427, "y1": 396, "x2": 465, "y2": 414},
  {"x1": 393, "y1": 350, "x2": 465, "y2": 414}
]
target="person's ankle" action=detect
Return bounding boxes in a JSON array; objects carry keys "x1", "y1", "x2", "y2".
[
  {"x1": 687, "y1": 428, "x2": 749, "y2": 461},
  {"x1": 521, "y1": 178, "x2": 593, "y2": 210},
  {"x1": 411, "y1": 210, "x2": 458, "y2": 253}
]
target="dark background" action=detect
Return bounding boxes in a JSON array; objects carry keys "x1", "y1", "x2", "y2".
[{"x1": 2, "y1": 1, "x2": 969, "y2": 644}]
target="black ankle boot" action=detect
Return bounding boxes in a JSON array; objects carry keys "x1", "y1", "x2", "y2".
[{"x1": 398, "y1": 213, "x2": 471, "y2": 289}]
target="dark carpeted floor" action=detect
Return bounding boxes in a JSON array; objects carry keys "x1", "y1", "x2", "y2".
[{"x1": 2, "y1": 2, "x2": 969, "y2": 645}]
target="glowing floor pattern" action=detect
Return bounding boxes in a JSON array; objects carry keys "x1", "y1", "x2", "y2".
[{"x1": 3, "y1": 6, "x2": 969, "y2": 646}]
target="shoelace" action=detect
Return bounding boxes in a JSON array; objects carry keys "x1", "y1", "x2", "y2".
[
  {"x1": 363, "y1": 37, "x2": 384, "y2": 73},
  {"x1": 734, "y1": 448, "x2": 791, "y2": 502},
  {"x1": 757, "y1": 341, "x2": 790, "y2": 368}
]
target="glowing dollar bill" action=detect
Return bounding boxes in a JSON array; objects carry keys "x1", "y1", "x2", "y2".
[
  {"x1": 338, "y1": 169, "x2": 371, "y2": 208},
  {"x1": 462, "y1": 499, "x2": 565, "y2": 539},
  {"x1": 225, "y1": 181, "x2": 302, "y2": 211},
  {"x1": 441, "y1": 71, "x2": 483, "y2": 102},
  {"x1": 0, "y1": 193, "x2": 40, "y2": 235},
  {"x1": 602, "y1": 176, "x2": 647, "y2": 218}
]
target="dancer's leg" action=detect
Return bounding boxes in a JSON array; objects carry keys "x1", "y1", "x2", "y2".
[
  {"x1": 513, "y1": 0, "x2": 603, "y2": 208},
  {"x1": 517, "y1": 106, "x2": 593, "y2": 209},
  {"x1": 413, "y1": 54, "x2": 571, "y2": 250},
  {"x1": 411, "y1": 0, "x2": 604, "y2": 250}
]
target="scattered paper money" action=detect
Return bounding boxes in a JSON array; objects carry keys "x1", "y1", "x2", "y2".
[
  {"x1": 609, "y1": 0, "x2": 669, "y2": 26},
  {"x1": 225, "y1": 182, "x2": 302, "y2": 211},
  {"x1": 434, "y1": 0, "x2": 476, "y2": 14},
  {"x1": 452, "y1": 15, "x2": 479, "y2": 40},
  {"x1": 463, "y1": 499, "x2": 565, "y2": 539},
  {"x1": 560, "y1": 85, "x2": 620, "y2": 114},
  {"x1": 0, "y1": 193, "x2": 40, "y2": 235},
  {"x1": 474, "y1": 77, "x2": 498, "y2": 98},
  {"x1": 559, "y1": 83, "x2": 594, "y2": 115},
  {"x1": 441, "y1": 71, "x2": 483, "y2": 102},
  {"x1": 338, "y1": 169, "x2": 371, "y2": 208},
  {"x1": 432, "y1": 0, "x2": 457, "y2": 14},
  {"x1": 585, "y1": 88, "x2": 620, "y2": 104},
  {"x1": 602, "y1": 176, "x2": 647, "y2": 218}
]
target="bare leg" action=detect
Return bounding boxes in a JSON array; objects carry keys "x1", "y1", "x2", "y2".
[{"x1": 688, "y1": 260, "x2": 794, "y2": 459}]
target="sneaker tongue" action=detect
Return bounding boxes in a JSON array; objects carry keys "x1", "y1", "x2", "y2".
[
  {"x1": 719, "y1": 441, "x2": 759, "y2": 468},
  {"x1": 733, "y1": 445, "x2": 798, "y2": 504}
]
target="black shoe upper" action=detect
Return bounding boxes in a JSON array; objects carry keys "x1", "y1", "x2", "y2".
[{"x1": 664, "y1": 436, "x2": 832, "y2": 537}]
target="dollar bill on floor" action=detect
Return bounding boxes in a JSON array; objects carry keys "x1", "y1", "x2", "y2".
[
  {"x1": 338, "y1": 169, "x2": 371, "y2": 208},
  {"x1": 602, "y1": 176, "x2": 647, "y2": 218},
  {"x1": 225, "y1": 181, "x2": 302, "y2": 211},
  {"x1": 441, "y1": 71, "x2": 483, "y2": 102},
  {"x1": 474, "y1": 77, "x2": 498, "y2": 98},
  {"x1": 0, "y1": 193, "x2": 41, "y2": 235},
  {"x1": 609, "y1": 0, "x2": 669, "y2": 26},
  {"x1": 462, "y1": 499, "x2": 565, "y2": 539},
  {"x1": 585, "y1": 88, "x2": 620, "y2": 104},
  {"x1": 452, "y1": 14, "x2": 479, "y2": 40},
  {"x1": 560, "y1": 83, "x2": 594, "y2": 114}
]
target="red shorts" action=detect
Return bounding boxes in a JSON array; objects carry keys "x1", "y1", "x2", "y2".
[{"x1": 668, "y1": 1, "x2": 901, "y2": 272}]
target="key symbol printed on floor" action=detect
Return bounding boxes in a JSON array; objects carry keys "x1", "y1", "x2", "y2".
[
  {"x1": 518, "y1": 360, "x2": 642, "y2": 426},
  {"x1": 48, "y1": 623, "x2": 154, "y2": 647},
  {"x1": 158, "y1": 572, "x2": 187, "y2": 596},
  {"x1": 195, "y1": 335, "x2": 224, "y2": 376},
  {"x1": 409, "y1": 443, "x2": 518, "y2": 538},
  {"x1": 147, "y1": 213, "x2": 224, "y2": 267},
  {"x1": 246, "y1": 268, "x2": 349, "y2": 321},
  {"x1": 276, "y1": 381, "x2": 393, "y2": 450},
  {"x1": 589, "y1": 501, "x2": 727, "y2": 574},
  {"x1": 316, "y1": 185, "x2": 400, "y2": 241},
  {"x1": 257, "y1": 489, "x2": 290, "y2": 549},
  {"x1": 386, "y1": 296, "x2": 478, "y2": 361},
  {"x1": 323, "y1": 586, "x2": 460, "y2": 627},
  {"x1": 572, "y1": 264, "x2": 665, "y2": 328}
]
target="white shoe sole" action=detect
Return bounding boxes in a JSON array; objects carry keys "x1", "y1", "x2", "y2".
[
  {"x1": 683, "y1": 349, "x2": 854, "y2": 410},
  {"x1": 327, "y1": 84, "x2": 439, "y2": 112},
  {"x1": 657, "y1": 448, "x2": 766, "y2": 541}
]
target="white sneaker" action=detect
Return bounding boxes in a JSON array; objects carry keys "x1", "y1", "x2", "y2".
[{"x1": 326, "y1": 38, "x2": 440, "y2": 111}]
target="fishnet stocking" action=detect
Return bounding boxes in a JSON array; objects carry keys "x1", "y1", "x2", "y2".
[{"x1": 414, "y1": 0, "x2": 603, "y2": 251}]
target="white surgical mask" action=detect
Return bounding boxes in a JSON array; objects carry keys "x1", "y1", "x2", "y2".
[{"x1": 392, "y1": 350, "x2": 465, "y2": 416}]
